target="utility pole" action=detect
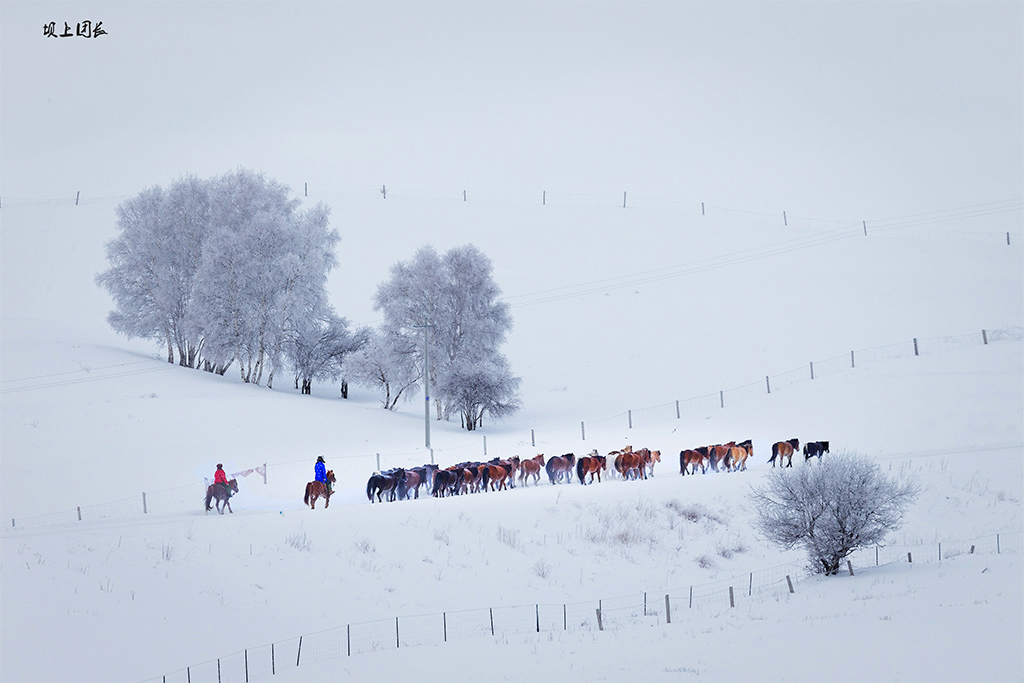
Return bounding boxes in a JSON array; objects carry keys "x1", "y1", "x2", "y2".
[{"x1": 414, "y1": 323, "x2": 435, "y2": 451}]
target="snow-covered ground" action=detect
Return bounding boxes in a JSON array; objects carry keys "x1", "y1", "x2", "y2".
[{"x1": 1, "y1": 192, "x2": 1021, "y2": 682}]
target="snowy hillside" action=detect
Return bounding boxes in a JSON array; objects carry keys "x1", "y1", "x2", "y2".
[
  {"x1": 2, "y1": 2, "x2": 1022, "y2": 681},
  {"x1": 1, "y1": 191, "x2": 1021, "y2": 682}
]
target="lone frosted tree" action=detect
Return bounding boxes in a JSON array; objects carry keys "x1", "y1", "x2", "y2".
[
  {"x1": 371, "y1": 244, "x2": 520, "y2": 429},
  {"x1": 748, "y1": 451, "x2": 919, "y2": 575}
]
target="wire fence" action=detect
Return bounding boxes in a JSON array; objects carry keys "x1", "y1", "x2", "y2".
[
  {"x1": 526, "y1": 326, "x2": 1023, "y2": 449},
  {"x1": 141, "y1": 529, "x2": 1023, "y2": 683},
  {"x1": 2, "y1": 187, "x2": 1020, "y2": 246},
  {"x1": 3, "y1": 325, "x2": 1021, "y2": 535}
]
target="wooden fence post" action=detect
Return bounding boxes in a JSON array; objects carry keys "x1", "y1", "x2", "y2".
[
  {"x1": 396, "y1": 617, "x2": 400, "y2": 648},
  {"x1": 766, "y1": 376, "x2": 771, "y2": 394},
  {"x1": 347, "y1": 625, "x2": 350, "y2": 656},
  {"x1": 536, "y1": 604, "x2": 540, "y2": 633},
  {"x1": 847, "y1": 561, "x2": 855, "y2": 576},
  {"x1": 596, "y1": 608, "x2": 604, "y2": 631},
  {"x1": 142, "y1": 492, "x2": 147, "y2": 514},
  {"x1": 490, "y1": 608, "x2": 494, "y2": 636},
  {"x1": 786, "y1": 575, "x2": 794, "y2": 593},
  {"x1": 982, "y1": 329, "x2": 988, "y2": 345},
  {"x1": 851, "y1": 350, "x2": 855, "y2": 368},
  {"x1": 810, "y1": 361, "x2": 814, "y2": 379},
  {"x1": 531, "y1": 429, "x2": 535, "y2": 447},
  {"x1": 296, "y1": 636, "x2": 302, "y2": 666},
  {"x1": 729, "y1": 586, "x2": 735, "y2": 608},
  {"x1": 77, "y1": 506, "x2": 81, "y2": 521},
  {"x1": 628, "y1": 410, "x2": 632, "y2": 429},
  {"x1": 676, "y1": 400, "x2": 680, "y2": 419},
  {"x1": 581, "y1": 421, "x2": 586, "y2": 440},
  {"x1": 913, "y1": 338, "x2": 919, "y2": 356},
  {"x1": 907, "y1": 552, "x2": 913, "y2": 563},
  {"x1": 665, "y1": 595, "x2": 671, "y2": 624}
]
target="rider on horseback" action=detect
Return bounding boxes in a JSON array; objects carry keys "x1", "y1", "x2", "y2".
[
  {"x1": 315, "y1": 456, "x2": 332, "y2": 495},
  {"x1": 214, "y1": 464, "x2": 232, "y2": 498}
]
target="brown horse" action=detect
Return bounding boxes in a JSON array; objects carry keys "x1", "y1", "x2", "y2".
[
  {"x1": 680, "y1": 448, "x2": 708, "y2": 475},
  {"x1": 205, "y1": 479, "x2": 239, "y2": 514},
  {"x1": 516, "y1": 455, "x2": 545, "y2": 487},
  {"x1": 769, "y1": 439, "x2": 799, "y2": 468},
  {"x1": 728, "y1": 446, "x2": 749, "y2": 472},
  {"x1": 483, "y1": 464, "x2": 510, "y2": 491},
  {"x1": 614, "y1": 451, "x2": 645, "y2": 480},
  {"x1": 398, "y1": 468, "x2": 425, "y2": 500},
  {"x1": 708, "y1": 443, "x2": 735, "y2": 472},
  {"x1": 641, "y1": 449, "x2": 661, "y2": 478},
  {"x1": 305, "y1": 470, "x2": 336, "y2": 509},
  {"x1": 576, "y1": 451, "x2": 607, "y2": 485},
  {"x1": 545, "y1": 453, "x2": 576, "y2": 484}
]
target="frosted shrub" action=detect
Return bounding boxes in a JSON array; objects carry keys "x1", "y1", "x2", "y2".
[{"x1": 749, "y1": 451, "x2": 919, "y2": 575}]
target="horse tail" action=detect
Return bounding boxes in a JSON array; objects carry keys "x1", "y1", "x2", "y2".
[
  {"x1": 204, "y1": 487, "x2": 213, "y2": 511},
  {"x1": 304, "y1": 482, "x2": 312, "y2": 507},
  {"x1": 576, "y1": 458, "x2": 587, "y2": 484},
  {"x1": 366, "y1": 477, "x2": 375, "y2": 502}
]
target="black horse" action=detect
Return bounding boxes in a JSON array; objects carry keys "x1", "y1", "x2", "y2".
[
  {"x1": 804, "y1": 441, "x2": 830, "y2": 461},
  {"x1": 205, "y1": 479, "x2": 239, "y2": 514},
  {"x1": 431, "y1": 468, "x2": 458, "y2": 497},
  {"x1": 367, "y1": 468, "x2": 403, "y2": 503}
]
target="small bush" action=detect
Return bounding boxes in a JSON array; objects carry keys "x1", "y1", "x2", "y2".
[{"x1": 749, "y1": 450, "x2": 918, "y2": 575}]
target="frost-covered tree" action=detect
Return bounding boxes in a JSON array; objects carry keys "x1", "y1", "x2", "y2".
[
  {"x1": 98, "y1": 169, "x2": 340, "y2": 387},
  {"x1": 439, "y1": 351, "x2": 521, "y2": 430},
  {"x1": 372, "y1": 244, "x2": 520, "y2": 428},
  {"x1": 289, "y1": 314, "x2": 369, "y2": 395},
  {"x1": 748, "y1": 451, "x2": 919, "y2": 575},
  {"x1": 96, "y1": 175, "x2": 211, "y2": 366},
  {"x1": 342, "y1": 330, "x2": 421, "y2": 409}
]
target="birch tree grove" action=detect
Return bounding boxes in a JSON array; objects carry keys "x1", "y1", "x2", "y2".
[{"x1": 97, "y1": 169, "x2": 348, "y2": 390}]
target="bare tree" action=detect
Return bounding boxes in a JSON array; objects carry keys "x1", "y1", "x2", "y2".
[{"x1": 748, "y1": 451, "x2": 919, "y2": 575}]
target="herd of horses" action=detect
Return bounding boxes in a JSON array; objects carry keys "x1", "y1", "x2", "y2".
[
  {"x1": 362, "y1": 446, "x2": 663, "y2": 503},
  {"x1": 289, "y1": 439, "x2": 832, "y2": 509}
]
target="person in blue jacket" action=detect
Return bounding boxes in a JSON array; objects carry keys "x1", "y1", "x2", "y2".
[{"x1": 315, "y1": 455, "x2": 332, "y2": 495}]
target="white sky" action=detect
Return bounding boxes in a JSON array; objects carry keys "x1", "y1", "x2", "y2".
[{"x1": 2, "y1": 1, "x2": 1022, "y2": 220}]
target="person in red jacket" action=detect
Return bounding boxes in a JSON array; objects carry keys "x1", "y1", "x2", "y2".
[{"x1": 214, "y1": 464, "x2": 231, "y2": 497}]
